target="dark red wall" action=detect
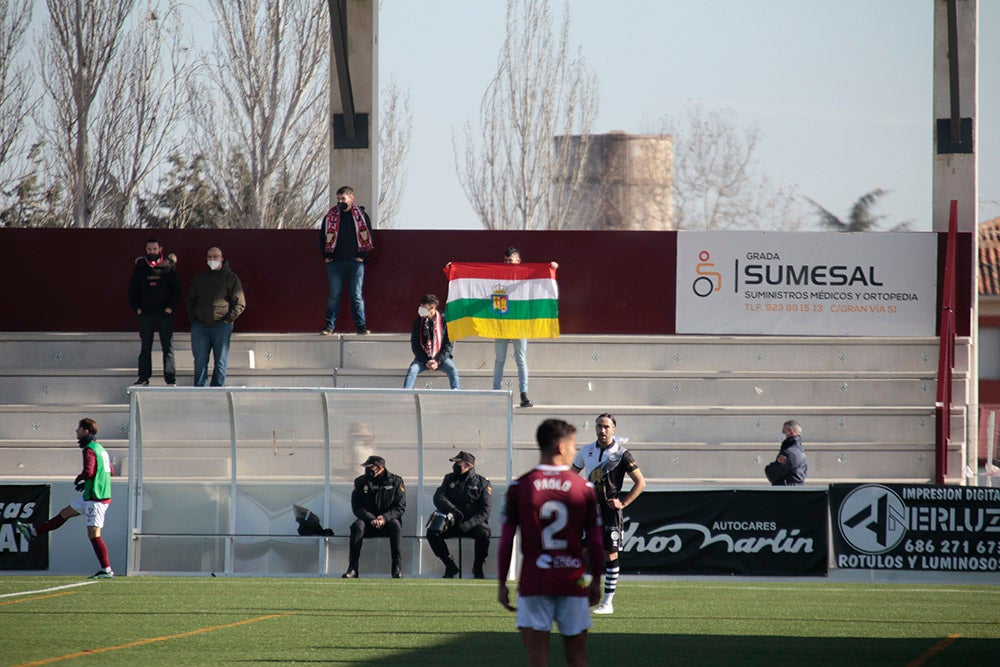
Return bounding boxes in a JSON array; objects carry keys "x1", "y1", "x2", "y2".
[
  {"x1": 0, "y1": 229, "x2": 678, "y2": 334},
  {"x1": 0, "y1": 228, "x2": 968, "y2": 336}
]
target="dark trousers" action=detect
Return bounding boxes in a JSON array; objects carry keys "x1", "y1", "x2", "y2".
[
  {"x1": 138, "y1": 310, "x2": 175, "y2": 383},
  {"x1": 348, "y1": 518, "x2": 402, "y2": 567},
  {"x1": 427, "y1": 524, "x2": 491, "y2": 569}
]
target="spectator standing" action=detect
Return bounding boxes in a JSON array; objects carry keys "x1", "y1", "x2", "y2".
[
  {"x1": 497, "y1": 419, "x2": 603, "y2": 667},
  {"x1": 15, "y1": 418, "x2": 114, "y2": 579},
  {"x1": 426, "y1": 451, "x2": 492, "y2": 579},
  {"x1": 187, "y1": 247, "x2": 245, "y2": 387},
  {"x1": 572, "y1": 413, "x2": 646, "y2": 615},
  {"x1": 344, "y1": 455, "x2": 406, "y2": 579},
  {"x1": 492, "y1": 247, "x2": 558, "y2": 408},
  {"x1": 403, "y1": 294, "x2": 460, "y2": 390},
  {"x1": 765, "y1": 420, "x2": 808, "y2": 486},
  {"x1": 128, "y1": 237, "x2": 181, "y2": 386},
  {"x1": 320, "y1": 185, "x2": 373, "y2": 335}
]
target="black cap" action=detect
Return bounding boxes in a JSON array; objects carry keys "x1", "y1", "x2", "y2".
[
  {"x1": 449, "y1": 451, "x2": 476, "y2": 465},
  {"x1": 361, "y1": 455, "x2": 385, "y2": 468}
]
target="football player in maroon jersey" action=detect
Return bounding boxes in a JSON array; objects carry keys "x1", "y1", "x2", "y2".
[{"x1": 498, "y1": 419, "x2": 604, "y2": 667}]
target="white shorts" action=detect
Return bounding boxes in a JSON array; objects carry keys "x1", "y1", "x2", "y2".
[
  {"x1": 515, "y1": 595, "x2": 592, "y2": 637},
  {"x1": 70, "y1": 497, "x2": 110, "y2": 528}
]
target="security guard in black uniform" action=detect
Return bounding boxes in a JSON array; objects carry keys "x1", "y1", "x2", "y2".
[
  {"x1": 426, "y1": 451, "x2": 492, "y2": 579},
  {"x1": 344, "y1": 455, "x2": 406, "y2": 578}
]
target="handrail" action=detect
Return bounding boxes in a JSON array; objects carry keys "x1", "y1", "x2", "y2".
[{"x1": 935, "y1": 200, "x2": 959, "y2": 484}]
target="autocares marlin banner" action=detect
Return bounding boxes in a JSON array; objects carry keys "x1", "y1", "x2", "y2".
[
  {"x1": 830, "y1": 483, "x2": 1000, "y2": 572},
  {"x1": 675, "y1": 231, "x2": 937, "y2": 335},
  {"x1": 620, "y1": 489, "x2": 829, "y2": 575},
  {"x1": 0, "y1": 484, "x2": 49, "y2": 570}
]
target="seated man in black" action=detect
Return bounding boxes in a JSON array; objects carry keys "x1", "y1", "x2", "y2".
[
  {"x1": 426, "y1": 451, "x2": 492, "y2": 579},
  {"x1": 344, "y1": 455, "x2": 406, "y2": 578}
]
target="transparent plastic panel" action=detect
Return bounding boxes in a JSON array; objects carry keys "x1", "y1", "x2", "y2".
[
  {"x1": 134, "y1": 535, "x2": 226, "y2": 573},
  {"x1": 414, "y1": 391, "x2": 510, "y2": 486},
  {"x1": 139, "y1": 482, "x2": 230, "y2": 535},
  {"x1": 324, "y1": 390, "x2": 420, "y2": 479},
  {"x1": 231, "y1": 392, "x2": 327, "y2": 479},
  {"x1": 233, "y1": 537, "x2": 327, "y2": 575},
  {"x1": 136, "y1": 390, "x2": 234, "y2": 480}
]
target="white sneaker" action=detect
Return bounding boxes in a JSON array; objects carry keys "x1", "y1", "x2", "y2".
[{"x1": 593, "y1": 601, "x2": 614, "y2": 615}]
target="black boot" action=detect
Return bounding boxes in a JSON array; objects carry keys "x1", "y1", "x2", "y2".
[
  {"x1": 519, "y1": 392, "x2": 533, "y2": 408},
  {"x1": 443, "y1": 559, "x2": 459, "y2": 578},
  {"x1": 392, "y1": 559, "x2": 402, "y2": 579},
  {"x1": 342, "y1": 562, "x2": 358, "y2": 578},
  {"x1": 472, "y1": 561, "x2": 486, "y2": 579}
]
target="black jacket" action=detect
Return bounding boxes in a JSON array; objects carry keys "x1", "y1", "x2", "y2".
[
  {"x1": 410, "y1": 313, "x2": 454, "y2": 364},
  {"x1": 129, "y1": 256, "x2": 181, "y2": 312},
  {"x1": 433, "y1": 468, "x2": 492, "y2": 534},
  {"x1": 351, "y1": 469, "x2": 406, "y2": 523},
  {"x1": 319, "y1": 205, "x2": 373, "y2": 262},
  {"x1": 765, "y1": 435, "x2": 808, "y2": 486}
]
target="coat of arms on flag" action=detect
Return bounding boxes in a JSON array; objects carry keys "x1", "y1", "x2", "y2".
[{"x1": 443, "y1": 262, "x2": 559, "y2": 341}]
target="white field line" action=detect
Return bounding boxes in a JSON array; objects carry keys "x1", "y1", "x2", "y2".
[{"x1": 0, "y1": 581, "x2": 96, "y2": 599}]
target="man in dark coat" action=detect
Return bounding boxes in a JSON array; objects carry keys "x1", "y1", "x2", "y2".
[
  {"x1": 426, "y1": 451, "x2": 492, "y2": 579},
  {"x1": 765, "y1": 420, "x2": 808, "y2": 486},
  {"x1": 344, "y1": 455, "x2": 406, "y2": 578},
  {"x1": 128, "y1": 238, "x2": 181, "y2": 386}
]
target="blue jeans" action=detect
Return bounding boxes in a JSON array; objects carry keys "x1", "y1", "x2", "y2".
[
  {"x1": 191, "y1": 320, "x2": 233, "y2": 387},
  {"x1": 493, "y1": 338, "x2": 528, "y2": 393},
  {"x1": 403, "y1": 357, "x2": 460, "y2": 389},
  {"x1": 325, "y1": 259, "x2": 366, "y2": 330}
]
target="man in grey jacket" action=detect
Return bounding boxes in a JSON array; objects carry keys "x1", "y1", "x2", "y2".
[{"x1": 187, "y1": 247, "x2": 246, "y2": 387}]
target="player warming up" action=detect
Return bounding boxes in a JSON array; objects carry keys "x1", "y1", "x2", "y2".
[
  {"x1": 15, "y1": 418, "x2": 114, "y2": 579},
  {"x1": 497, "y1": 419, "x2": 604, "y2": 667}
]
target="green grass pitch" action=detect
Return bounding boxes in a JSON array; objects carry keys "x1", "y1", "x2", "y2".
[{"x1": 2, "y1": 577, "x2": 998, "y2": 666}]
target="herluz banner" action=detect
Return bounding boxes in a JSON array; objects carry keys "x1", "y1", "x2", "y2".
[
  {"x1": 675, "y1": 231, "x2": 937, "y2": 336},
  {"x1": 1, "y1": 485, "x2": 49, "y2": 570},
  {"x1": 830, "y1": 483, "x2": 1000, "y2": 572},
  {"x1": 619, "y1": 489, "x2": 829, "y2": 576}
]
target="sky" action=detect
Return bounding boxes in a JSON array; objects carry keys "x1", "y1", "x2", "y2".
[{"x1": 376, "y1": 0, "x2": 999, "y2": 230}]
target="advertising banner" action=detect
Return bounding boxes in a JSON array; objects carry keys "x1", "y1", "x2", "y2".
[
  {"x1": 830, "y1": 483, "x2": 1000, "y2": 572},
  {"x1": 0, "y1": 484, "x2": 49, "y2": 570},
  {"x1": 620, "y1": 489, "x2": 828, "y2": 575},
  {"x1": 675, "y1": 231, "x2": 937, "y2": 335}
]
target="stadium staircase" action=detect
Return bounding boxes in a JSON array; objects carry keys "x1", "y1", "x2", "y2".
[{"x1": 0, "y1": 332, "x2": 970, "y2": 486}]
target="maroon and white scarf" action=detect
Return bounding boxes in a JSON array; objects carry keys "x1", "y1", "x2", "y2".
[
  {"x1": 420, "y1": 312, "x2": 444, "y2": 359},
  {"x1": 324, "y1": 204, "x2": 374, "y2": 253}
]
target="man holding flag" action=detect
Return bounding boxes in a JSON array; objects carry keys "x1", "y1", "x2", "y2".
[{"x1": 443, "y1": 250, "x2": 559, "y2": 406}]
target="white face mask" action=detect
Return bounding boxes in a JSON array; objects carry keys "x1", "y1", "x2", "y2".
[
  {"x1": 417, "y1": 306, "x2": 430, "y2": 317},
  {"x1": 207, "y1": 260, "x2": 221, "y2": 270}
]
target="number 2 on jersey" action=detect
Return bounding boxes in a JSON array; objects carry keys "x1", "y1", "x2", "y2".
[{"x1": 539, "y1": 500, "x2": 568, "y2": 550}]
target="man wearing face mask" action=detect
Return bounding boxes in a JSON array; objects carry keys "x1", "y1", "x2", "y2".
[
  {"x1": 319, "y1": 185, "x2": 373, "y2": 335},
  {"x1": 344, "y1": 455, "x2": 406, "y2": 578},
  {"x1": 765, "y1": 420, "x2": 808, "y2": 486},
  {"x1": 403, "y1": 294, "x2": 460, "y2": 389},
  {"x1": 128, "y1": 237, "x2": 182, "y2": 386},
  {"x1": 187, "y1": 247, "x2": 246, "y2": 387},
  {"x1": 426, "y1": 451, "x2": 492, "y2": 579}
]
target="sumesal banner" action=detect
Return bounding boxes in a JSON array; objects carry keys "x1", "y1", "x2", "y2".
[{"x1": 676, "y1": 231, "x2": 937, "y2": 336}]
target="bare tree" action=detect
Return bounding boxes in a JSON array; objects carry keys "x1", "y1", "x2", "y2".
[
  {"x1": 662, "y1": 102, "x2": 802, "y2": 231},
  {"x1": 39, "y1": 0, "x2": 135, "y2": 228},
  {"x1": 454, "y1": 0, "x2": 600, "y2": 230},
  {"x1": 191, "y1": 0, "x2": 328, "y2": 229},
  {"x1": 0, "y1": 0, "x2": 34, "y2": 197},
  {"x1": 95, "y1": 2, "x2": 192, "y2": 227},
  {"x1": 377, "y1": 76, "x2": 411, "y2": 229},
  {"x1": 807, "y1": 188, "x2": 911, "y2": 232}
]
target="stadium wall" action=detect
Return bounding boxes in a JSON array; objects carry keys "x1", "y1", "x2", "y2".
[{"x1": 0, "y1": 229, "x2": 973, "y2": 337}]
